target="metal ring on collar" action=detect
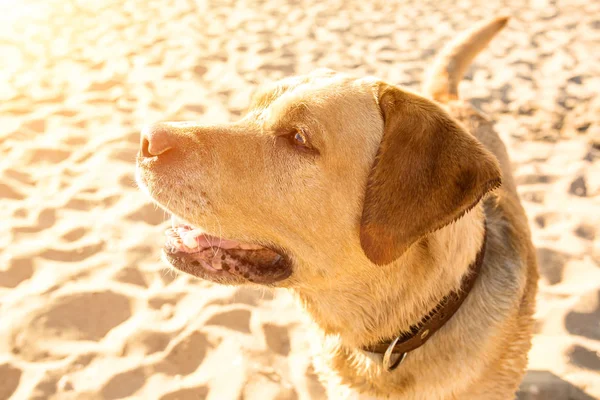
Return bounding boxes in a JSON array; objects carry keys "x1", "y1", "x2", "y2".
[{"x1": 382, "y1": 336, "x2": 407, "y2": 371}]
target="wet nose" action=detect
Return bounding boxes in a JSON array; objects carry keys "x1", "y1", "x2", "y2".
[{"x1": 140, "y1": 124, "x2": 175, "y2": 157}]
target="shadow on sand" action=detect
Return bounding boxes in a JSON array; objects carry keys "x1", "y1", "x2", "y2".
[{"x1": 517, "y1": 370, "x2": 595, "y2": 400}]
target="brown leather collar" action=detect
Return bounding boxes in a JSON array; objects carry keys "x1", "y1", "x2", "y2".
[{"x1": 363, "y1": 221, "x2": 487, "y2": 371}]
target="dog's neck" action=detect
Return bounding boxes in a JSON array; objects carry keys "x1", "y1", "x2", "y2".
[{"x1": 292, "y1": 204, "x2": 487, "y2": 350}]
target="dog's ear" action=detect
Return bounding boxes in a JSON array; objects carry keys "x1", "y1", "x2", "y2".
[{"x1": 360, "y1": 84, "x2": 502, "y2": 265}]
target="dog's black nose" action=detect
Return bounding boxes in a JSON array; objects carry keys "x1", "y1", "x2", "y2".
[{"x1": 139, "y1": 124, "x2": 174, "y2": 157}]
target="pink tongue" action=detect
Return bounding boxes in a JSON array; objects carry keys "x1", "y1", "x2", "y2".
[
  {"x1": 165, "y1": 226, "x2": 263, "y2": 253},
  {"x1": 196, "y1": 235, "x2": 241, "y2": 249}
]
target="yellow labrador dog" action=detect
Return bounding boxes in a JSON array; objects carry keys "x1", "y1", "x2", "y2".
[{"x1": 136, "y1": 16, "x2": 538, "y2": 400}]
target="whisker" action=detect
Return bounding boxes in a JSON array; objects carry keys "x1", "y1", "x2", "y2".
[{"x1": 212, "y1": 214, "x2": 224, "y2": 258}]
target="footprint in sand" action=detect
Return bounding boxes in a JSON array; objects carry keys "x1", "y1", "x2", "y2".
[
  {"x1": 565, "y1": 289, "x2": 600, "y2": 341},
  {"x1": 125, "y1": 130, "x2": 141, "y2": 145},
  {"x1": 263, "y1": 323, "x2": 291, "y2": 356},
  {"x1": 101, "y1": 194, "x2": 121, "y2": 207},
  {"x1": 0, "y1": 363, "x2": 22, "y2": 400},
  {"x1": 29, "y1": 353, "x2": 96, "y2": 400},
  {"x1": 118, "y1": 172, "x2": 137, "y2": 189},
  {"x1": 159, "y1": 386, "x2": 209, "y2": 400},
  {"x1": 0, "y1": 257, "x2": 34, "y2": 288},
  {"x1": 533, "y1": 212, "x2": 563, "y2": 229},
  {"x1": 126, "y1": 203, "x2": 167, "y2": 226},
  {"x1": 64, "y1": 194, "x2": 120, "y2": 211},
  {"x1": 121, "y1": 329, "x2": 171, "y2": 356},
  {"x1": 193, "y1": 65, "x2": 208, "y2": 78},
  {"x1": 62, "y1": 227, "x2": 89, "y2": 242},
  {"x1": 4, "y1": 168, "x2": 36, "y2": 185},
  {"x1": 205, "y1": 287, "x2": 274, "y2": 307},
  {"x1": 53, "y1": 108, "x2": 78, "y2": 117},
  {"x1": 515, "y1": 173, "x2": 557, "y2": 185},
  {"x1": 21, "y1": 147, "x2": 71, "y2": 164},
  {"x1": 183, "y1": 104, "x2": 206, "y2": 113},
  {"x1": 88, "y1": 79, "x2": 119, "y2": 92},
  {"x1": 21, "y1": 119, "x2": 46, "y2": 133},
  {"x1": 64, "y1": 197, "x2": 96, "y2": 212},
  {"x1": 204, "y1": 308, "x2": 252, "y2": 333},
  {"x1": 574, "y1": 223, "x2": 596, "y2": 240},
  {"x1": 232, "y1": 286, "x2": 274, "y2": 305},
  {"x1": 108, "y1": 145, "x2": 139, "y2": 163},
  {"x1": 101, "y1": 366, "x2": 147, "y2": 400},
  {"x1": 39, "y1": 241, "x2": 105, "y2": 262},
  {"x1": 520, "y1": 190, "x2": 545, "y2": 204},
  {"x1": 0, "y1": 182, "x2": 25, "y2": 200},
  {"x1": 111, "y1": 266, "x2": 148, "y2": 287},
  {"x1": 63, "y1": 136, "x2": 88, "y2": 146},
  {"x1": 12, "y1": 208, "x2": 57, "y2": 234},
  {"x1": 536, "y1": 247, "x2": 569, "y2": 285},
  {"x1": 12, "y1": 208, "x2": 28, "y2": 218},
  {"x1": 569, "y1": 175, "x2": 588, "y2": 197},
  {"x1": 12, "y1": 291, "x2": 132, "y2": 361},
  {"x1": 567, "y1": 345, "x2": 600, "y2": 371},
  {"x1": 155, "y1": 330, "x2": 210, "y2": 375}
]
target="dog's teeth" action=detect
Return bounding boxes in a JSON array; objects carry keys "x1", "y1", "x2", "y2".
[
  {"x1": 211, "y1": 258, "x2": 223, "y2": 270},
  {"x1": 271, "y1": 255, "x2": 282, "y2": 265},
  {"x1": 183, "y1": 234, "x2": 198, "y2": 248}
]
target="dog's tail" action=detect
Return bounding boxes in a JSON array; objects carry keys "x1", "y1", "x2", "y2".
[{"x1": 422, "y1": 16, "x2": 509, "y2": 103}]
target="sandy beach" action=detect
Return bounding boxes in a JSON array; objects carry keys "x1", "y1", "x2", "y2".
[{"x1": 0, "y1": 0, "x2": 599, "y2": 399}]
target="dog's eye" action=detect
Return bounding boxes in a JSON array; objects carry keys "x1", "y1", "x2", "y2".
[
  {"x1": 276, "y1": 128, "x2": 317, "y2": 154},
  {"x1": 292, "y1": 131, "x2": 308, "y2": 146},
  {"x1": 286, "y1": 129, "x2": 312, "y2": 150}
]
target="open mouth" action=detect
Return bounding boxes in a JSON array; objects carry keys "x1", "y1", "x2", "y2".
[{"x1": 162, "y1": 216, "x2": 292, "y2": 285}]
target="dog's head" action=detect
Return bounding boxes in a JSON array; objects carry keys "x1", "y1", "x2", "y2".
[{"x1": 136, "y1": 70, "x2": 501, "y2": 288}]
